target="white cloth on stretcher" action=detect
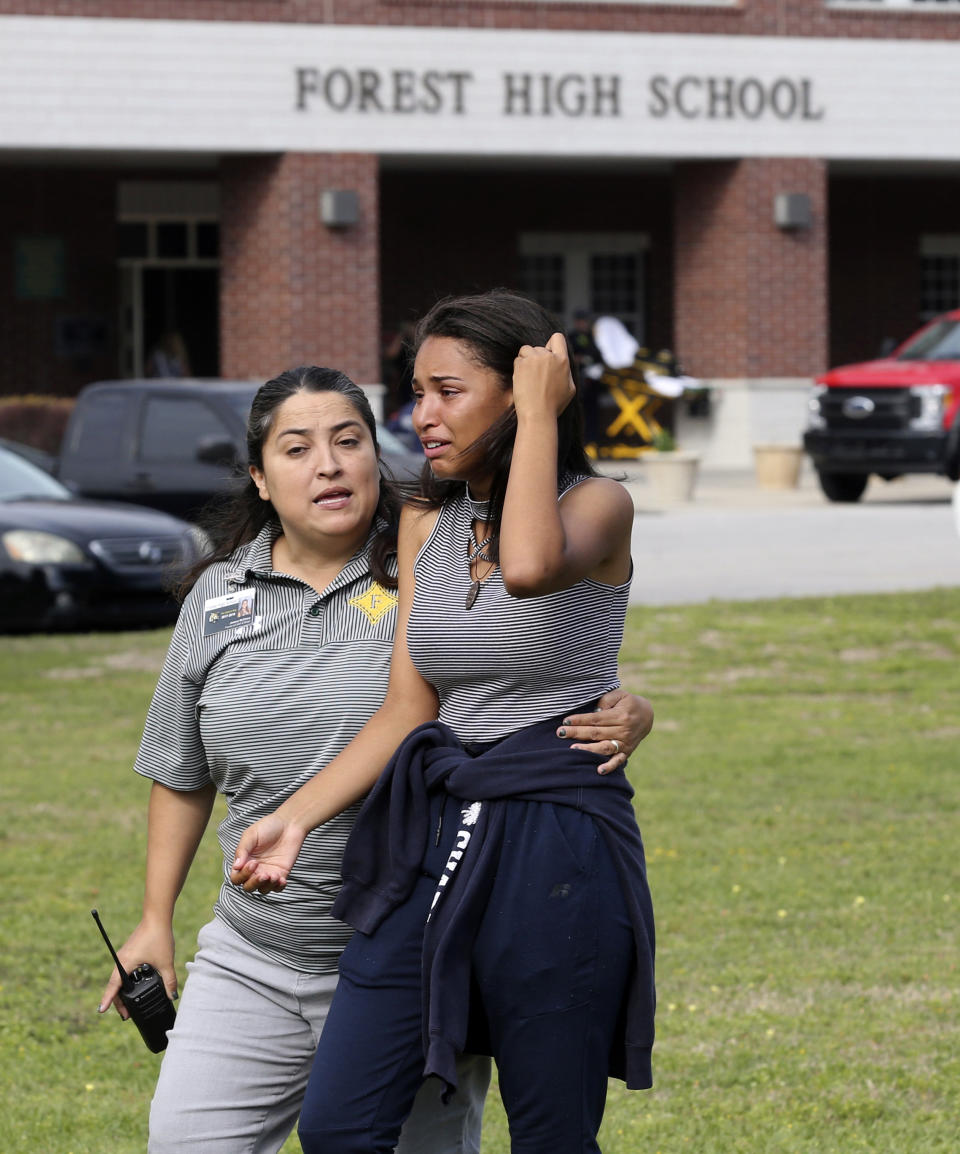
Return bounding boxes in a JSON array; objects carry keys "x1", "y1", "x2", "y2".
[
  {"x1": 590, "y1": 316, "x2": 697, "y2": 398},
  {"x1": 592, "y1": 316, "x2": 639, "y2": 369}
]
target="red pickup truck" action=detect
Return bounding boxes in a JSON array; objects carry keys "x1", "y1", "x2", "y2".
[{"x1": 804, "y1": 309, "x2": 960, "y2": 501}]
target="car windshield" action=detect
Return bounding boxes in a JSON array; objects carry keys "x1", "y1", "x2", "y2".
[
  {"x1": 0, "y1": 449, "x2": 72, "y2": 501},
  {"x1": 896, "y1": 319, "x2": 960, "y2": 362}
]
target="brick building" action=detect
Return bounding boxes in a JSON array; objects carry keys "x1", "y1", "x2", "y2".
[{"x1": 2, "y1": 1, "x2": 959, "y2": 464}]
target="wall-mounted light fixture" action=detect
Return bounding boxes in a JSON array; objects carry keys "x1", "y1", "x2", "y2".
[
  {"x1": 320, "y1": 189, "x2": 359, "y2": 229},
  {"x1": 773, "y1": 193, "x2": 812, "y2": 232}
]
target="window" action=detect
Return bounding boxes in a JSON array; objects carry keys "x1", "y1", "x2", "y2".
[
  {"x1": 196, "y1": 222, "x2": 220, "y2": 259},
  {"x1": 156, "y1": 223, "x2": 190, "y2": 260},
  {"x1": 591, "y1": 253, "x2": 639, "y2": 319},
  {"x1": 920, "y1": 236, "x2": 960, "y2": 320},
  {"x1": 517, "y1": 255, "x2": 565, "y2": 316},
  {"x1": 67, "y1": 393, "x2": 133, "y2": 460},
  {"x1": 139, "y1": 397, "x2": 233, "y2": 462},
  {"x1": 117, "y1": 219, "x2": 219, "y2": 263},
  {"x1": 518, "y1": 233, "x2": 649, "y2": 337},
  {"x1": 118, "y1": 223, "x2": 149, "y2": 260}
]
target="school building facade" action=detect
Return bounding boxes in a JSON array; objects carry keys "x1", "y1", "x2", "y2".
[{"x1": 2, "y1": 1, "x2": 960, "y2": 464}]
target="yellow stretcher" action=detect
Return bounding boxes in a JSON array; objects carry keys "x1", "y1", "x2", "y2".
[
  {"x1": 596, "y1": 365, "x2": 670, "y2": 457},
  {"x1": 585, "y1": 318, "x2": 695, "y2": 459}
]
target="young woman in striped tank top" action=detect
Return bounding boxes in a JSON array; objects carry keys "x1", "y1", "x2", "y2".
[{"x1": 233, "y1": 291, "x2": 656, "y2": 1153}]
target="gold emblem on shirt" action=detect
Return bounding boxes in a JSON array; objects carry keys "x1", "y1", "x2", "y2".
[{"x1": 349, "y1": 581, "x2": 398, "y2": 625}]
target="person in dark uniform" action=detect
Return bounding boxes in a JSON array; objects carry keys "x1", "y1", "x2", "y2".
[{"x1": 567, "y1": 308, "x2": 605, "y2": 446}]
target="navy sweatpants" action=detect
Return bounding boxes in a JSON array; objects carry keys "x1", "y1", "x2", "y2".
[{"x1": 298, "y1": 792, "x2": 635, "y2": 1154}]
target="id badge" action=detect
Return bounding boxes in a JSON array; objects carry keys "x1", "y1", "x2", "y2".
[{"x1": 202, "y1": 588, "x2": 257, "y2": 637}]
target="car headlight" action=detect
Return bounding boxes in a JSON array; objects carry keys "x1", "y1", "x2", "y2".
[
  {"x1": 908, "y1": 384, "x2": 948, "y2": 432},
  {"x1": 806, "y1": 384, "x2": 827, "y2": 430},
  {"x1": 2, "y1": 529, "x2": 93, "y2": 565}
]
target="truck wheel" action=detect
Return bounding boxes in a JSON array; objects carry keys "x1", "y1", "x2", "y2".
[{"x1": 817, "y1": 471, "x2": 868, "y2": 502}]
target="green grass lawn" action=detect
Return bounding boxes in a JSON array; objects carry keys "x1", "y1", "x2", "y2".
[{"x1": 1, "y1": 589, "x2": 958, "y2": 1152}]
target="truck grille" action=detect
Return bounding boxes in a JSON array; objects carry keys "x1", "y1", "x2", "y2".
[
  {"x1": 89, "y1": 535, "x2": 184, "y2": 571},
  {"x1": 821, "y1": 387, "x2": 916, "y2": 431}
]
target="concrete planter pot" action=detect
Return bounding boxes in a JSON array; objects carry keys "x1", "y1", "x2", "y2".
[
  {"x1": 641, "y1": 449, "x2": 701, "y2": 505},
  {"x1": 753, "y1": 444, "x2": 804, "y2": 490}
]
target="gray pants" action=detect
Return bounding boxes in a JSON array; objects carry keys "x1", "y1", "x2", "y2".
[{"x1": 149, "y1": 917, "x2": 489, "y2": 1153}]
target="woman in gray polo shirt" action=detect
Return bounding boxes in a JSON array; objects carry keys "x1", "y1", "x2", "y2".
[{"x1": 98, "y1": 365, "x2": 652, "y2": 1154}]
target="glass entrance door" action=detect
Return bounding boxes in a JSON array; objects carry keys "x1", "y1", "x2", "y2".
[
  {"x1": 518, "y1": 232, "x2": 649, "y2": 337},
  {"x1": 117, "y1": 196, "x2": 220, "y2": 377}
]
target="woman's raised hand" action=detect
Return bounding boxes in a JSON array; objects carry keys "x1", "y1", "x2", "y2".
[
  {"x1": 229, "y1": 814, "x2": 308, "y2": 894},
  {"x1": 512, "y1": 332, "x2": 576, "y2": 420}
]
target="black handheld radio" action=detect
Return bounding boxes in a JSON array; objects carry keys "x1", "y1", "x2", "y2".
[{"x1": 91, "y1": 909, "x2": 176, "y2": 1053}]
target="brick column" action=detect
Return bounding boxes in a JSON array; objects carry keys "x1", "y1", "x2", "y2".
[
  {"x1": 673, "y1": 158, "x2": 828, "y2": 464},
  {"x1": 220, "y1": 152, "x2": 380, "y2": 385}
]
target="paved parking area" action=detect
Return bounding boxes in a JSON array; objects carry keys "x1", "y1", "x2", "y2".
[{"x1": 609, "y1": 464, "x2": 960, "y2": 605}]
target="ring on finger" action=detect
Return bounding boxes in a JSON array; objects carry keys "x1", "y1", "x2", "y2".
[{"x1": 611, "y1": 739, "x2": 621, "y2": 755}]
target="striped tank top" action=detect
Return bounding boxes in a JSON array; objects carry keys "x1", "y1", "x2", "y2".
[{"x1": 406, "y1": 476, "x2": 631, "y2": 743}]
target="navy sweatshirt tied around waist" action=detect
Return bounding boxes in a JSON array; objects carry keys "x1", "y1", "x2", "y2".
[{"x1": 331, "y1": 715, "x2": 656, "y2": 1094}]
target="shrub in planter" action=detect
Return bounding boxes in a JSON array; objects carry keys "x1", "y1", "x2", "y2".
[
  {"x1": 650, "y1": 428, "x2": 677, "y2": 453},
  {"x1": 0, "y1": 395, "x2": 75, "y2": 454},
  {"x1": 642, "y1": 426, "x2": 700, "y2": 505}
]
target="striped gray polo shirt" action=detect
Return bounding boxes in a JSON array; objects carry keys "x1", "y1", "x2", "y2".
[
  {"x1": 406, "y1": 477, "x2": 630, "y2": 744},
  {"x1": 134, "y1": 520, "x2": 399, "y2": 973}
]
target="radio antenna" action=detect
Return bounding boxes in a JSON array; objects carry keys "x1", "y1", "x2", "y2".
[{"x1": 91, "y1": 909, "x2": 130, "y2": 984}]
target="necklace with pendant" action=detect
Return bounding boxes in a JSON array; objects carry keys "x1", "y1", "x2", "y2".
[{"x1": 465, "y1": 534, "x2": 494, "y2": 609}]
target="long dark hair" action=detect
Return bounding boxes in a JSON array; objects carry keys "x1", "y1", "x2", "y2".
[
  {"x1": 410, "y1": 289, "x2": 595, "y2": 550},
  {"x1": 176, "y1": 366, "x2": 401, "y2": 598}
]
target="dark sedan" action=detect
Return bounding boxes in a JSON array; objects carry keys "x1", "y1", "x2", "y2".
[{"x1": 0, "y1": 446, "x2": 207, "y2": 632}]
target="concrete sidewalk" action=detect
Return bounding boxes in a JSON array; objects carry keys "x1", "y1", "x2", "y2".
[
  {"x1": 602, "y1": 458, "x2": 955, "y2": 513},
  {"x1": 598, "y1": 460, "x2": 960, "y2": 605}
]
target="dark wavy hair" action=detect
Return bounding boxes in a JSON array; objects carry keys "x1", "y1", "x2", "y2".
[
  {"x1": 410, "y1": 289, "x2": 595, "y2": 552},
  {"x1": 176, "y1": 366, "x2": 401, "y2": 598}
]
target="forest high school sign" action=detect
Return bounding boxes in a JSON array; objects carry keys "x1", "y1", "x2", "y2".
[
  {"x1": 294, "y1": 67, "x2": 825, "y2": 124},
  {"x1": 1, "y1": 17, "x2": 958, "y2": 161}
]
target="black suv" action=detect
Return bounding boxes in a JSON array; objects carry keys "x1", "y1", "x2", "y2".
[{"x1": 58, "y1": 379, "x2": 422, "y2": 521}]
